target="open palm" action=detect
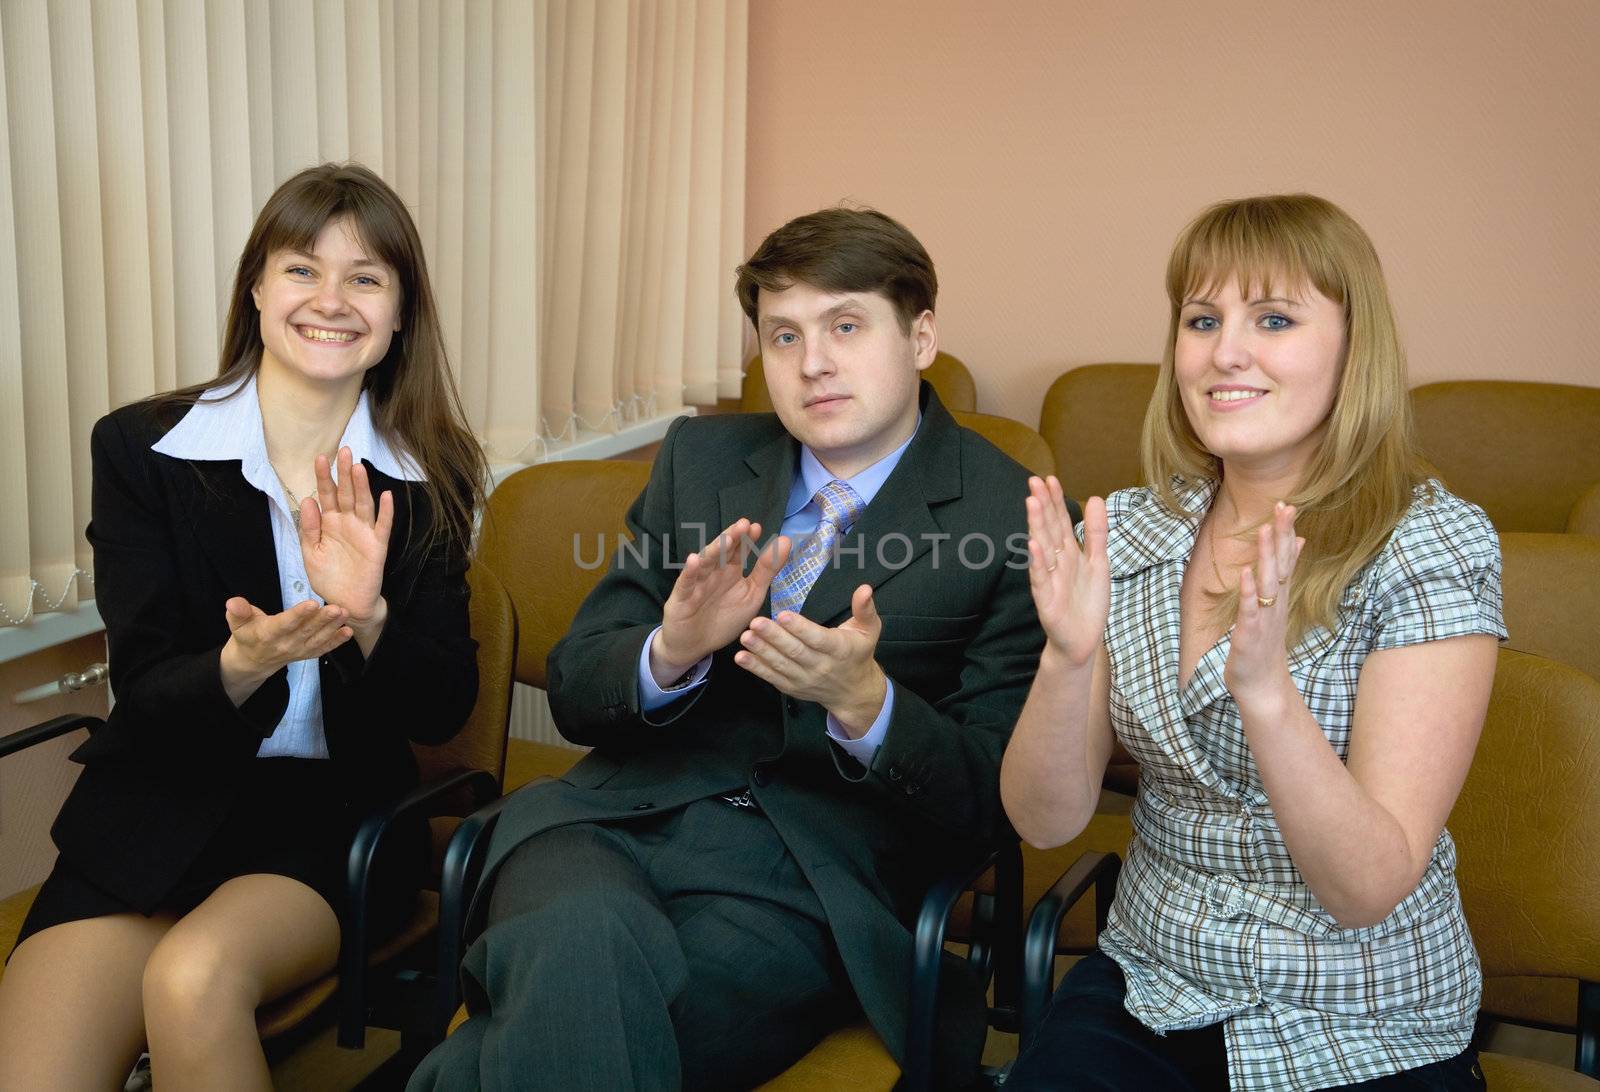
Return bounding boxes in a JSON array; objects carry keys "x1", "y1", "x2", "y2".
[
  {"x1": 300, "y1": 447, "x2": 393, "y2": 623},
  {"x1": 1026, "y1": 477, "x2": 1109, "y2": 666}
]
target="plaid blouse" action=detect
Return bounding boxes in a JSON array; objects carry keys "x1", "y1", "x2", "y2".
[{"x1": 1093, "y1": 479, "x2": 1506, "y2": 1091}]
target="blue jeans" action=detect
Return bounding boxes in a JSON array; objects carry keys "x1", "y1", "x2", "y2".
[{"x1": 1005, "y1": 950, "x2": 1486, "y2": 1091}]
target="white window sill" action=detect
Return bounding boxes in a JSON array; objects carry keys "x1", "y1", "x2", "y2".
[{"x1": 0, "y1": 601, "x2": 106, "y2": 665}]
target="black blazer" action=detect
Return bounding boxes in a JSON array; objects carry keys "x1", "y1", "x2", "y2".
[
  {"x1": 50, "y1": 399, "x2": 478, "y2": 912},
  {"x1": 478, "y1": 385, "x2": 1047, "y2": 1063}
]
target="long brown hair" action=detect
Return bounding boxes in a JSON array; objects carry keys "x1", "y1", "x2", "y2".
[
  {"x1": 150, "y1": 162, "x2": 486, "y2": 558},
  {"x1": 1141, "y1": 194, "x2": 1432, "y2": 640}
]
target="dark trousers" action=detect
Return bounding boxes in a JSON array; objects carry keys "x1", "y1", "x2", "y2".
[
  {"x1": 407, "y1": 797, "x2": 856, "y2": 1092},
  {"x1": 1005, "y1": 950, "x2": 1486, "y2": 1092}
]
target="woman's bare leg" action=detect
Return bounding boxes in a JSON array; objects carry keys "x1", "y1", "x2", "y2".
[
  {"x1": 0, "y1": 911, "x2": 176, "y2": 1091},
  {"x1": 141, "y1": 873, "x2": 340, "y2": 1092}
]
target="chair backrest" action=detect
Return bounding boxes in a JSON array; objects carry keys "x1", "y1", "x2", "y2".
[
  {"x1": 1450, "y1": 649, "x2": 1600, "y2": 983},
  {"x1": 739, "y1": 351, "x2": 978, "y2": 413},
  {"x1": 951, "y1": 411, "x2": 1056, "y2": 478},
  {"x1": 410, "y1": 563, "x2": 517, "y2": 786},
  {"x1": 1500, "y1": 532, "x2": 1600, "y2": 681},
  {"x1": 1568, "y1": 482, "x2": 1600, "y2": 537},
  {"x1": 476, "y1": 460, "x2": 654, "y2": 689},
  {"x1": 1039, "y1": 363, "x2": 1158, "y2": 503},
  {"x1": 1411, "y1": 381, "x2": 1600, "y2": 533}
]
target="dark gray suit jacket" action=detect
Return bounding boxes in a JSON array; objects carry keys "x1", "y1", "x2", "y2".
[{"x1": 477, "y1": 384, "x2": 1046, "y2": 1064}]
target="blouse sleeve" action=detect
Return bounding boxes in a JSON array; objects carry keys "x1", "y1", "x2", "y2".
[{"x1": 1370, "y1": 489, "x2": 1508, "y2": 652}]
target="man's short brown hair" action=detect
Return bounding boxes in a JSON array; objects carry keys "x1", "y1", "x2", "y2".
[{"x1": 735, "y1": 207, "x2": 937, "y2": 334}]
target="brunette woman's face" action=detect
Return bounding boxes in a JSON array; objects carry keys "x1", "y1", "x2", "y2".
[{"x1": 251, "y1": 216, "x2": 402, "y2": 391}]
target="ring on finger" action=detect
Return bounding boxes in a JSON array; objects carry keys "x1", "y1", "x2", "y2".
[{"x1": 1256, "y1": 594, "x2": 1278, "y2": 608}]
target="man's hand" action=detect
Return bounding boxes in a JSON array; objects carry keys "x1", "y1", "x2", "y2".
[
  {"x1": 733, "y1": 584, "x2": 888, "y2": 737},
  {"x1": 219, "y1": 596, "x2": 353, "y2": 706},
  {"x1": 649, "y1": 518, "x2": 791, "y2": 687}
]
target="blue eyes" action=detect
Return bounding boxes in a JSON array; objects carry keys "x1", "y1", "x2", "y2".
[
  {"x1": 771, "y1": 322, "x2": 858, "y2": 347},
  {"x1": 284, "y1": 266, "x2": 384, "y2": 288},
  {"x1": 1184, "y1": 313, "x2": 1294, "y2": 331}
]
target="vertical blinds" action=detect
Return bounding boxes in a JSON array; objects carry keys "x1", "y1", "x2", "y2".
[{"x1": 0, "y1": 0, "x2": 747, "y2": 625}]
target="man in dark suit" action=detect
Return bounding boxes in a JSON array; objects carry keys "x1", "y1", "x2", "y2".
[{"x1": 411, "y1": 209, "x2": 1049, "y2": 1091}]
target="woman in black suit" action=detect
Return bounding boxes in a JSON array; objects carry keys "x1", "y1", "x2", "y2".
[{"x1": 0, "y1": 163, "x2": 487, "y2": 1090}]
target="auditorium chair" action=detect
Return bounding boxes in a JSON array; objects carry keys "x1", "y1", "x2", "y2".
[
  {"x1": 951, "y1": 411, "x2": 1056, "y2": 478},
  {"x1": 1411, "y1": 381, "x2": 1600, "y2": 534},
  {"x1": 436, "y1": 458, "x2": 1024, "y2": 1091},
  {"x1": 739, "y1": 351, "x2": 978, "y2": 414},
  {"x1": 1477, "y1": 533, "x2": 1600, "y2": 1036},
  {"x1": 1453, "y1": 650, "x2": 1600, "y2": 1087},
  {"x1": 1037, "y1": 363, "x2": 1159, "y2": 506}
]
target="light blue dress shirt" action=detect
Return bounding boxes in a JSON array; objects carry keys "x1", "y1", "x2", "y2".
[{"x1": 635, "y1": 421, "x2": 920, "y2": 766}]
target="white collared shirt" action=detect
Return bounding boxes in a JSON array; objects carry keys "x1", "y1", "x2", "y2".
[{"x1": 152, "y1": 372, "x2": 424, "y2": 758}]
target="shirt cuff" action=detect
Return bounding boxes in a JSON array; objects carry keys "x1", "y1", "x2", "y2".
[
  {"x1": 637, "y1": 625, "x2": 711, "y2": 712},
  {"x1": 826, "y1": 681, "x2": 894, "y2": 766}
]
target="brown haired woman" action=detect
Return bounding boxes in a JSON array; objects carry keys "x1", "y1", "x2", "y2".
[
  {"x1": 0, "y1": 163, "x2": 487, "y2": 1090},
  {"x1": 1001, "y1": 195, "x2": 1500, "y2": 1090}
]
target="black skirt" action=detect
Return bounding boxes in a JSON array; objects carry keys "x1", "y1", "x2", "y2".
[{"x1": 13, "y1": 757, "x2": 424, "y2": 955}]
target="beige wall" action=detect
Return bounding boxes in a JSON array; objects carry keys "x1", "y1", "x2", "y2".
[{"x1": 745, "y1": 0, "x2": 1600, "y2": 426}]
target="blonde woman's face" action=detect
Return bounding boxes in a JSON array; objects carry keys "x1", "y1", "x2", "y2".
[{"x1": 1173, "y1": 278, "x2": 1345, "y2": 478}]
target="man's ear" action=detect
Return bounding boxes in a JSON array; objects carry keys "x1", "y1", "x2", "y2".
[{"x1": 911, "y1": 309, "x2": 937, "y2": 371}]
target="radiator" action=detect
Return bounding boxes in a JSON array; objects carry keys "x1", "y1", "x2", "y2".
[{"x1": 509, "y1": 683, "x2": 565, "y2": 746}]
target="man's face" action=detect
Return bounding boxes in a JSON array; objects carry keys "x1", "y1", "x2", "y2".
[{"x1": 756, "y1": 282, "x2": 935, "y2": 479}]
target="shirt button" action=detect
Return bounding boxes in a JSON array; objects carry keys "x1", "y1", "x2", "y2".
[
  {"x1": 1248, "y1": 989, "x2": 1262, "y2": 1005},
  {"x1": 293, "y1": 580, "x2": 306, "y2": 594}
]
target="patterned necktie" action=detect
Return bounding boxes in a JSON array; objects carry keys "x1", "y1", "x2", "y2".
[{"x1": 769, "y1": 479, "x2": 865, "y2": 616}]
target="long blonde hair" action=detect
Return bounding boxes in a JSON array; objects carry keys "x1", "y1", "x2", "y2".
[{"x1": 1141, "y1": 194, "x2": 1432, "y2": 640}]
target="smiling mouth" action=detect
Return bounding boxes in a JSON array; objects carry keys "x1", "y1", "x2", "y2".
[
  {"x1": 298, "y1": 325, "x2": 360, "y2": 343},
  {"x1": 1209, "y1": 389, "x2": 1265, "y2": 403}
]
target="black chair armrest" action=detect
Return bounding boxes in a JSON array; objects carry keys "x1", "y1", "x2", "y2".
[
  {"x1": 431, "y1": 789, "x2": 518, "y2": 1034},
  {"x1": 903, "y1": 840, "x2": 1023, "y2": 1092},
  {"x1": 1019, "y1": 849, "x2": 1122, "y2": 1052},
  {"x1": 337, "y1": 766, "x2": 499, "y2": 1049},
  {"x1": 0, "y1": 715, "x2": 102, "y2": 759},
  {"x1": 1578, "y1": 978, "x2": 1599, "y2": 1077}
]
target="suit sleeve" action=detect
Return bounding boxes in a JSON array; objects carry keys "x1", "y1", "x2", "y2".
[
  {"x1": 87, "y1": 412, "x2": 288, "y2": 763},
  {"x1": 833, "y1": 547, "x2": 1042, "y2": 843},
  {"x1": 546, "y1": 417, "x2": 704, "y2": 748},
  {"x1": 320, "y1": 488, "x2": 479, "y2": 746}
]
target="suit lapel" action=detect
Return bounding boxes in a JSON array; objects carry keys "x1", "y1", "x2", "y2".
[
  {"x1": 719, "y1": 428, "x2": 797, "y2": 572},
  {"x1": 170, "y1": 459, "x2": 284, "y2": 614}
]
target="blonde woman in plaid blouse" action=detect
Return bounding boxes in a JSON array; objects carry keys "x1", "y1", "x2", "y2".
[{"x1": 1002, "y1": 195, "x2": 1503, "y2": 1091}]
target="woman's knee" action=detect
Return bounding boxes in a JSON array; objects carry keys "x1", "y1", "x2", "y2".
[{"x1": 141, "y1": 930, "x2": 259, "y2": 1028}]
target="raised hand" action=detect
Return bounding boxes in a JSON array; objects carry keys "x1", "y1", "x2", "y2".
[
  {"x1": 300, "y1": 446, "x2": 393, "y2": 629},
  {"x1": 1026, "y1": 476, "x2": 1109, "y2": 667},
  {"x1": 648, "y1": 518, "x2": 792, "y2": 686},
  {"x1": 219, "y1": 596, "x2": 353, "y2": 706},
  {"x1": 734, "y1": 583, "x2": 887, "y2": 736},
  {"x1": 1224, "y1": 501, "x2": 1305, "y2": 700}
]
